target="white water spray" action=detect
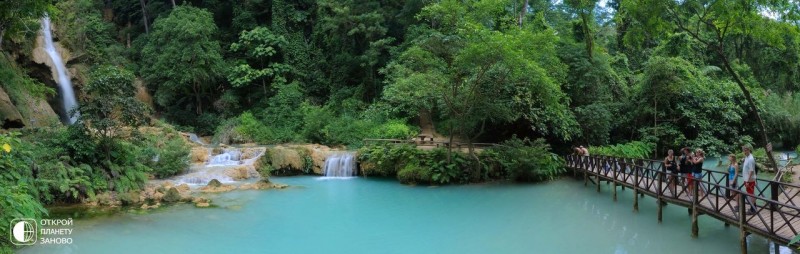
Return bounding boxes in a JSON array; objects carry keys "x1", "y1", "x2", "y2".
[
  {"x1": 41, "y1": 16, "x2": 79, "y2": 124},
  {"x1": 323, "y1": 152, "x2": 357, "y2": 177}
]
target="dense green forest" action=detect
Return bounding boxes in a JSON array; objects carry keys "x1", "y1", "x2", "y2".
[{"x1": 2, "y1": 0, "x2": 800, "y2": 251}]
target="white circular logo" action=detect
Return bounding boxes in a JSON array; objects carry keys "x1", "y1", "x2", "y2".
[{"x1": 10, "y1": 219, "x2": 37, "y2": 245}]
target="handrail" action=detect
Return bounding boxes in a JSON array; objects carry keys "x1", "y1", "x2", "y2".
[{"x1": 566, "y1": 154, "x2": 800, "y2": 247}]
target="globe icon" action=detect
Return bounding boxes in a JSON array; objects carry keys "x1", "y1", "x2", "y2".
[{"x1": 12, "y1": 220, "x2": 36, "y2": 244}]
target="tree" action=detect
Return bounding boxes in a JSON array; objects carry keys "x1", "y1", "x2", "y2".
[
  {"x1": 78, "y1": 65, "x2": 149, "y2": 157},
  {"x1": 565, "y1": 0, "x2": 598, "y2": 61},
  {"x1": 621, "y1": 0, "x2": 797, "y2": 172},
  {"x1": 140, "y1": 6, "x2": 223, "y2": 115},
  {"x1": 384, "y1": 0, "x2": 576, "y2": 180},
  {"x1": 227, "y1": 27, "x2": 291, "y2": 96},
  {"x1": 0, "y1": 0, "x2": 51, "y2": 49}
]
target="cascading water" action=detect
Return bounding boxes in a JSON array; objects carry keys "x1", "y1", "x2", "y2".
[
  {"x1": 173, "y1": 148, "x2": 265, "y2": 185},
  {"x1": 188, "y1": 133, "x2": 206, "y2": 146},
  {"x1": 323, "y1": 152, "x2": 357, "y2": 177},
  {"x1": 41, "y1": 16, "x2": 79, "y2": 124},
  {"x1": 207, "y1": 150, "x2": 242, "y2": 167}
]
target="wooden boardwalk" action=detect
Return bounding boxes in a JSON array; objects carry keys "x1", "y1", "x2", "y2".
[{"x1": 566, "y1": 155, "x2": 800, "y2": 254}]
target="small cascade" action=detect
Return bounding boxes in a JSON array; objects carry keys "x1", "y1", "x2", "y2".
[
  {"x1": 173, "y1": 147, "x2": 265, "y2": 185},
  {"x1": 41, "y1": 16, "x2": 80, "y2": 124},
  {"x1": 188, "y1": 133, "x2": 206, "y2": 146},
  {"x1": 207, "y1": 150, "x2": 242, "y2": 167},
  {"x1": 323, "y1": 152, "x2": 357, "y2": 177}
]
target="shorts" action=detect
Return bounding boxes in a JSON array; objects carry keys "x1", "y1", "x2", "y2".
[
  {"x1": 728, "y1": 179, "x2": 738, "y2": 189},
  {"x1": 745, "y1": 181, "x2": 756, "y2": 195},
  {"x1": 687, "y1": 173, "x2": 694, "y2": 185},
  {"x1": 692, "y1": 172, "x2": 702, "y2": 179}
]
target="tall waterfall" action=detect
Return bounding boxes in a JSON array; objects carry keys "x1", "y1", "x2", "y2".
[
  {"x1": 41, "y1": 16, "x2": 79, "y2": 124},
  {"x1": 323, "y1": 152, "x2": 357, "y2": 177}
]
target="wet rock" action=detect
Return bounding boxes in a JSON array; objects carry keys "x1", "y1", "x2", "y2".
[
  {"x1": 176, "y1": 184, "x2": 190, "y2": 193},
  {"x1": 200, "y1": 180, "x2": 235, "y2": 193},
  {"x1": 239, "y1": 179, "x2": 288, "y2": 190},
  {"x1": 140, "y1": 203, "x2": 161, "y2": 210},
  {"x1": 118, "y1": 191, "x2": 142, "y2": 205},
  {"x1": 192, "y1": 197, "x2": 211, "y2": 208},
  {"x1": 162, "y1": 187, "x2": 182, "y2": 203},
  {"x1": 207, "y1": 179, "x2": 222, "y2": 188},
  {"x1": 93, "y1": 192, "x2": 121, "y2": 206},
  {"x1": 224, "y1": 166, "x2": 252, "y2": 180}
]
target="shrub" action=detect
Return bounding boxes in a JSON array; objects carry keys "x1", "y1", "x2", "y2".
[
  {"x1": 490, "y1": 137, "x2": 565, "y2": 182},
  {"x1": 397, "y1": 162, "x2": 432, "y2": 184},
  {"x1": 371, "y1": 120, "x2": 419, "y2": 139},
  {"x1": 137, "y1": 127, "x2": 191, "y2": 178},
  {"x1": 590, "y1": 141, "x2": 654, "y2": 159}
]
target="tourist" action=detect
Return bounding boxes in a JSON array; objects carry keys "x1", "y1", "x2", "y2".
[
  {"x1": 692, "y1": 149, "x2": 706, "y2": 196},
  {"x1": 727, "y1": 154, "x2": 739, "y2": 201},
  {"x1": 742, "y1": 145, "x2": 757, "y2": 214},
  {"x1": 679, "y1": 147, "x2": 693, "y2": 195},
  {"x1": 580, "y1": 146, "x2": 590, "y2": 156},
  {"x1": 664, "y1": 149, "x2": 678, "y2": 195}
]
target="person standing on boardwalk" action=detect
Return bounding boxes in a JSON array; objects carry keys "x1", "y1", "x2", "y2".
[
  {"x1": 742, "y1": 145, "x2": 757, "y2": 214},
  {"x1": 664, "y1": 149, "x2": 678, "y2": 195},
  {"x1": 680, "y1": 147, "x2": 693, "y2": 195},
  {"x1": 727, "y1": 154, "x2": 739, "y2": 201},
  {"x1": 692, "y1": 149, "x2": 706, "y2": 197}
]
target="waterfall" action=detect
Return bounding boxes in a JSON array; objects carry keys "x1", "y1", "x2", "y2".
[
  {"x1": 41, "y1": 16, "x2": 79, "y2": 124},
  {"x1": 323, "y1": 152, "x2": 357, "y2": 177},
  {"x1": 174, "y1": 148, "x2": 265, "y2": 185},
  {"x1": 207, "y1": 150, "x2": 243, "y2": 167}
]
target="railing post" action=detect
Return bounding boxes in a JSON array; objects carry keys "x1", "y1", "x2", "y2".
[
  {"x1": 770, "y1": 182, "x2": 778, "y2": 211},
  {"x1": 739, "y1": 191, "x2": 748, "y2": 254},
  {"x1": 691, "y1": 180, "x2": 699, "y2": 238},
  {"x1": 634, "y1": 165, "x2": 639, "y2": 212},
  {"x1": 596, "y1": 158, "x2": 601, "y2": 193},
  {"x1": 657, "y1": 170, "x2": 663, "y2": 223},
  {"x1": 613, "y1": 158, "x2": 618, "y2": 201}
]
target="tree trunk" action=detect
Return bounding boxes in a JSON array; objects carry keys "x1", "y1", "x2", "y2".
[
  {"x1": 717, "y1": 50, "x2": 780, "y2": 174},
  {"x1": 580, "y1": 13, "x2": 594, "y2": 61},
  {"x1": 518, "y1": 0, "x2": 529, "y2": 27},
  {"x1": 139, "y1": 0, "x2": 150, "y2": 34},
  {"x1": 194, "y1": 83, "x2": 202, "y2": 115},
  {"x1": 170, "y1": 0, "x2": 176, "y2": 7},
  {"x1": 0, "y1": 26, "x2": 5, "y2": 50},
  {"x1": 654, "y1": 97, "x2": 658, "y2": 158}
]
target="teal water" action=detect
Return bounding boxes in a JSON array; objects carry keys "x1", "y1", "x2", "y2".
[{"x1": 20, "y1": 176, "x2": 795, "y2": 254}]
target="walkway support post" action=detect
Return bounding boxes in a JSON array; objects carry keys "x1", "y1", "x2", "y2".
[
  {"x1": 691, "y1": 180, "x2": 699, "y2": 238},
  {"x1": 739, "y1": 192, "x2": 748, "y2": 254},
  {"x1": 613, "y1": 158, "x2": 618, "y2": 201},
  {"x1": 657, "y1": 170, "x2": 663, "y2": 222},
  {"x1": 633, "y1": 165, "x2": 639, "y2": 212}
]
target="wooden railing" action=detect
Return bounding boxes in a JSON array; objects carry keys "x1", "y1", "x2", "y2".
[{"x1": 566, "y1": 154, "x2": 800, "y2": 253}]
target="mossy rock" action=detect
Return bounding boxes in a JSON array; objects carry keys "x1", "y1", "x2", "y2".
[
  {"x1": 207, "y1": 179, "x2": 222, "y2": 188},
  {"x1": 162, "y1": 187, "x2": 182, "y2": 203}
]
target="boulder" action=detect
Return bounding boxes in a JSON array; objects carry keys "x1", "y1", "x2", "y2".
[
  {"x1": 224, "y1": 166, "x2": 255, "y2": 180},
  {"x1": 93, "y1": 192, "x2": 121, "y2": 206},
  {"x1": 162, "y1": 187, "x2": 182, "y2": 203},
  {"x1": 0, "y1": 87, "x2": 24, "y2": 128},
  {"x1": 207, "y1": 179, "x2": 222, "y2": 187},
  {"x1": 239, "y1": 178, "x2": 288, "y2": 190},
  {"x1": 192, "y1": 197, "x2": 211, "y2": 208},
  {"x1": 191, "y1": 147, "x2": 209, "y2": 163},
  {"x1": 118, "y1": 191, "x2": 142, "y2": 205},
  {"x1": 201, "y1": 179, "x2": 235, "y2": 193}
]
